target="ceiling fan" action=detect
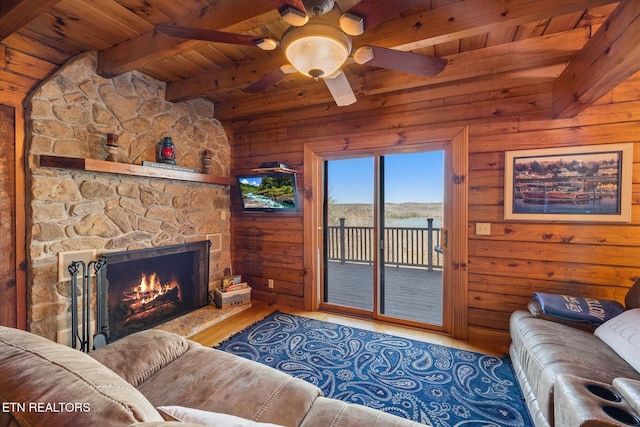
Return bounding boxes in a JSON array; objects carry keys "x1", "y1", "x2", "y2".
[{"x1": 157, "y1": 0, "x2": 447, "y2": 106}]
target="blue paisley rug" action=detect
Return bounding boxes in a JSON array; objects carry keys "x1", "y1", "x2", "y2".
[{"x1": 216, "y1": 311, "x2": 532, "y2": 426}]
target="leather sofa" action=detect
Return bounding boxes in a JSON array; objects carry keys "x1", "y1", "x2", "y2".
[
  {"x1": 509, "y1": 282, "x2": 640, "y2": 427},
  {"x1": 0, "y1": 326, "x2": 421, "y2": 427}
]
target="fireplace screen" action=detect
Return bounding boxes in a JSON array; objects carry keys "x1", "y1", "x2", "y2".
[{"x1": 103, "y1": 241, "x2": 210, "y2": 341}]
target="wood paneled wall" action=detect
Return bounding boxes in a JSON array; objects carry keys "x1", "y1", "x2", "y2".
[
  {"x1": 230, "y1": 133, "x2": 306, "y2": 307},
  {"x1": 229, "y1": 73, "x2": 640, "y2": 347}
]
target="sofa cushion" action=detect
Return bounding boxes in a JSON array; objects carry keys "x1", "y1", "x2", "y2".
[
  {"x1": 0, "y1": 326, "x2": 163, "y2": 427},
  {"x1": 509, "y1": 310, "x2": 640, "y2": 425},
  {"x1": 137, "y1": 342, "x2": 322, "y2": 426},
  {"x1": 595, "y1": 308, "x2": 640, "y2": 373},
  {"x1": 90, "y1": 329, "x2": 190, "y2": 387},
  {"x1": 157, "y1": 406, "x2": 284, "y2": 426}
]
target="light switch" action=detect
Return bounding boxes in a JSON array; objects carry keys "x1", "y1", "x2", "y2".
[{"x1": 476, "y1": 223, "x2": 491, "y2": 235}]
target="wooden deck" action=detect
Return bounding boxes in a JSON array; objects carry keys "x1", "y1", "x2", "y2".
[{"x1": 325, "y1": 261, "x2": 443, "y2": 325}]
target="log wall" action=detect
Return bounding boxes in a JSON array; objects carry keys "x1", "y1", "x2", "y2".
[{"x1": 229, "y1": 73, "x2": 640, "y2": 347}]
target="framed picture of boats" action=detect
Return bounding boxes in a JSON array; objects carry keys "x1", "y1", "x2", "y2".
[{"x1": 504, "y1": 143, "x2": 633, "y2": 222}]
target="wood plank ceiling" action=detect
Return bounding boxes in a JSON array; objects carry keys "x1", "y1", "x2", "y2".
[{"x1": 2, "y1": 0, "x2": 637, "y2": 124}]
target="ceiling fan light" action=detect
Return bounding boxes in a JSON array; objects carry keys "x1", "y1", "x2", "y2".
[
  {"x1": 281, "y1": 20, "x2": 352, "y2": 79},
  {"x1": 340, "y1": 13, "x2": 364, "y2": 36},
  {"x1": 280, "y1": 64, "x2": 298, "y2": 74},
  {"x1": 280, "y1": 6, "x2": 309, "y2": 27},
  {"x1": 353, "y1": 46, "x2": 374, "y2": 64},
  {"x1": 255, "y1": 38, "x2": 278, "y2": 51}
]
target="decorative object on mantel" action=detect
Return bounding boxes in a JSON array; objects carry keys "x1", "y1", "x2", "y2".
[
  {"x1": 202, "y1": 149, "x2": 212, "y2": 174},
  {"x1": 105, "y1": 133, "x2": 119, "y2": 162},
  {"x1": 157, "y1": 136, "x2": 176, "y2": 164},
  {"x1": 141, "y1": 160, "x2": 198, "y2": 173}
]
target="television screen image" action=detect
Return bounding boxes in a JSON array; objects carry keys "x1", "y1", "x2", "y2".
[{"x1": 237, "y1": 173, "x2": 299, "y2": 212}]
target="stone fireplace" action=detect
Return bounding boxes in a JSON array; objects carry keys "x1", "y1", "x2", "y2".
[
  {"x1": 24, "y1": 51, "x2": 232, "y2": 342},
  {"x1": 103, "y1": 240, "x2": 210, "y2": 342}
]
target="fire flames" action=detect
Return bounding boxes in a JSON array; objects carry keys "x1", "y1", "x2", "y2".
[{"x1": 123, "y1": 272, "x2": 181, "y2": 313}]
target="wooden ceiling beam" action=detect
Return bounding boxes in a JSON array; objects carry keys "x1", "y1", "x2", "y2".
[
  {"x1": 0, "y1": 0, "x2": 63, "y2": 41},
  {"x1": 165, "y1": 0, "x2": 616, "y2": 102},
  {"x1": 358, "y1": 0, "x2": 618, "y2": 51},
  {"x1": 166, "y1": 53, "x2": 289, "y2": 102},
  {"x1": 215, "y1": 28, "x2": 589, "y2": 121},
  {"x1": 553, "y1": 0, "x2": 640, "y2": 118},
  {"x1": 97, "y1": 0, "x2": 277, "y2": 77}
]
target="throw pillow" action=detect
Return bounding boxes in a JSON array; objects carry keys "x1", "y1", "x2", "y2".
[
  {"x1": 157, "y1": 406, "x2": 284, "y2": 427},
  {"x1": 594, "y1": 308, "x2": 640, "y2": 373},
  {"x1": 625, "y1": 278, "x2": 640, "y2": 309}
]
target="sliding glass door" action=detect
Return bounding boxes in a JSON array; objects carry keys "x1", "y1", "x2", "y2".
[
  {"x1": 380, "y1": 152, "x2": 444, "y2": 325},
  {"x1": 322, "y1": 151, "x2": 445, "y2": 326},
  {"x1": 323, "y1": 157, "x2": 374, "y2": 312}
]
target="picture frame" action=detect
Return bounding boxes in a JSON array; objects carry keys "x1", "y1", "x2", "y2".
[{"x1": 504, "y1": 143, "x2": 633, "y2": 222}]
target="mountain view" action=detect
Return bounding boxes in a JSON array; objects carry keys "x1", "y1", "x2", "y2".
[{"x1": 327, "y1": 202, "x2": 443, "y2": 228}]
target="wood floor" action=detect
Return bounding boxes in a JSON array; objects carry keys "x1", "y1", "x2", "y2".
[{"x1": 190, "y1": 301, "x2": 504, "y2": 356}]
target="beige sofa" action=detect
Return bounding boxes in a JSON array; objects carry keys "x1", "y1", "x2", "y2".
[
  {"x1": 509, "y1": 283, "x2": 640, "y2": 426},
  {"x1": 0, "y1": 326, "x2": 421, "y2": 427}
]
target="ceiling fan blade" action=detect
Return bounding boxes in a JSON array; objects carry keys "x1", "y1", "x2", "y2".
[
  {"x1": 324, "y1": 71, "x2": 357, "y2": 106},
  {"x1": 354, "y1": 46, "x2": 447, "y2": 77},
  {"x1": 157, "y1": 25, "x2": 277, "y2": 50},
  {"x1": 243, "y1": 65, "x2": 297, "y2": 93},
  {"x1": 272, "y1": 0, "x2": 309, "y2": 26},
  {"x1": 340, "y1": 0, "x2": 422, "y2": 35}
]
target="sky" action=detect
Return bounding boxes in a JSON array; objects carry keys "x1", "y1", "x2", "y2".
[{"x1": 327, "y1": 151, "x2": 444, "y2": 204}]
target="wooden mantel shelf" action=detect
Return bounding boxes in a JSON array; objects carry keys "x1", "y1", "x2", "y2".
[{"x1": 38, "y1": 155, "x2": 230, "y2": 185}]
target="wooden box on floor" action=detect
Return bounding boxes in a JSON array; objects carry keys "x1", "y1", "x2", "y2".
[{"x1": 214, "y1": 285, "x2": 251, "y2": 309}]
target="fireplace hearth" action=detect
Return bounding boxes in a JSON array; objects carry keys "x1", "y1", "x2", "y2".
[{"x1": 103, "y1": 241, "x2": 210, "y2": 342}]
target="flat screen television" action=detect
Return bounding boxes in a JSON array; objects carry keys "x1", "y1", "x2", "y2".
[{"x1": 236, "y1": 172, "x2": 299, "y2": 212}]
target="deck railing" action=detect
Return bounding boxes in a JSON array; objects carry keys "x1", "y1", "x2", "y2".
[{"x1": 326, "y1": 218, "x2": 442, "y2": 270}]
